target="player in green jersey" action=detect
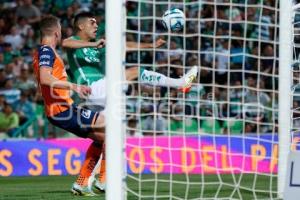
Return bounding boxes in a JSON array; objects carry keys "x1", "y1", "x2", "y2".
[{"x1": 63, "y1": 12, "x2": 198, "y2": 196}]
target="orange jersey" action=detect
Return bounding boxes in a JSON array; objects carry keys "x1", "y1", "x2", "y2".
[{"x1": 33, "y1": 45, "x2": 73, "y2": 117}]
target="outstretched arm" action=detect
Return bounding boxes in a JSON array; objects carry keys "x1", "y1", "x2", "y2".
[
  {"x1": 62, "y1": 37, "x2": 164, "y2": 49},
  {"x1": 126, "y1": 38, "x2": 166, "y2": 50},
  {"x1": 62, "y1": 37, "x2": 105, "y2": 49}
]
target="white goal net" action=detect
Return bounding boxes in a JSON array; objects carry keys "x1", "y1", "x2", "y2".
[{"x1": 121, "y1": 0, "x2": 282, "y2": 199}]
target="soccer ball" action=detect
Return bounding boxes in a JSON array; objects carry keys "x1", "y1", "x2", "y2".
[{"x1": 162, "y1": 8, "x2": 185, "y2": 32}]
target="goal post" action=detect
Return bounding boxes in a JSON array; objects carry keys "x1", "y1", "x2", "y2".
[
  {"x1": 278, "y1": 0, "x2": 293, "y2": 197},
  {"x1": 105, "y1": 0, "x2": 125, "y2": 200}
]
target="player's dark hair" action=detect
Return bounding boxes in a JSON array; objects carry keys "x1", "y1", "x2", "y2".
[
  {"x1": 73, "y1": 12, "x2": 95, "y2": 33},
  {"x1": 39, "y1": 15, "x2": 60, "y2": 37}
]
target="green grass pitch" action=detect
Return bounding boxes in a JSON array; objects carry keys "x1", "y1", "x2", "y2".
[{"x1": 0, "y1": 174, "x2": 278, "y2": 200}]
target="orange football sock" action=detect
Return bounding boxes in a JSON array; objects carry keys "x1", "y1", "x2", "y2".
[
  {"x1": 98, "y1": 144, "x2": 106, "y2": 183},
  {"x1": 76, "y1": 141, "x2": 102, "y2": 186}
]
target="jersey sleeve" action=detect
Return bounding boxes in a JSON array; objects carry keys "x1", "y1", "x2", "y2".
[{"x1": 38, "y1": 45, "x2": 55, "y2": 68}]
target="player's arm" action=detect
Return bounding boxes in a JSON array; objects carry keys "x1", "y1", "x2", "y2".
[
  {"x1": 38, "y1": 46, "x2": 91, "y2": 97},
  {"x1": 39, "y1": 67, "x2": 90, "y2": 96},
  {"x1": 62, "y1": 37, "x2": 105, "y2": 49},
  {"x1": 126, "y1": 38, "x2": 166, "y2": 50}
]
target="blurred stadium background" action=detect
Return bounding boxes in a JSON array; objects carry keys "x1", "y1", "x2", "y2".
[{"x1": 0, "y1": 0, "x2": 281, "y2": 139}]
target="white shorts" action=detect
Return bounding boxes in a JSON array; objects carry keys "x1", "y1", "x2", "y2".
[
  {"x1": 87, "y1": 78, "x2": 106, "y2": 108},
  {"x1": 87, "y1": 78, "x2": 128, "y2": 115}
]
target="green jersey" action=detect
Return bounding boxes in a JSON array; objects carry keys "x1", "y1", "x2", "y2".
[{"x1": 66, "y1": 35, "x2": 105, "y2": 85}]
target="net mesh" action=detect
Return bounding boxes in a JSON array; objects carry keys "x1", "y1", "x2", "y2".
[{"x1": 124, "y1": 0, "x2": 280, "y2": 199}]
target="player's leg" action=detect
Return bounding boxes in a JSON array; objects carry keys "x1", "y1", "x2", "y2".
[
  {"x1": 71, "y1": 110, "x2": 106, "y2": 195},
  {"x1": 70, "y1": 90, "x2": 103, "y2": 185},
  {"x1": 89, "y1": 107, "x2": 106, "y2": 193},
  {"x1": 93, "y1": 143, "x2": 106, "y2": 193},
  {"x1": 87, "y1": 65, "x2": 199, "y2": 108},
  {"x1": 72, "y1": 129, "x2": 105, "y2": 195},
  {"x1": 47, "y1": 106, "x2": 106, "y2": 196},
  {"x1": 125, "y1": 66, "x2": 199, "y2": 92},
  {"x1": 86, "y1": 129, "x2": 106, "y2": 194},
  {"x1": 47, "y1": 105, "x2": 105, "y2": 196},
  {"x1": 71, "y1": 140, "x2": 103, "y2": 196},
  {"x1": 78, "y1": 87, "x2": 107, "y2": 193}
]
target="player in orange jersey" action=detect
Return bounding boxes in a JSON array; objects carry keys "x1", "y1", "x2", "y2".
[{"x1": 33, "y1": 15, "x2": 105, "y2": 196}]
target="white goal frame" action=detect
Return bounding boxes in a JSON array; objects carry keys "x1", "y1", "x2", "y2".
[
  {"x1": 106, "y1": 0, "x2": 125, "y2": 200},
  {"x1": 105, "y1": 0, "x2": 294, "y2": 199},
  {"x1": 278, "y1": 0, "x2": 293, "y2": 198}
]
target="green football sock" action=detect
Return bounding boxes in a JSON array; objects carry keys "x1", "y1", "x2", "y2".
[{"x1": 140, "y1": 69, "x2": 184, "y2": 88}]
